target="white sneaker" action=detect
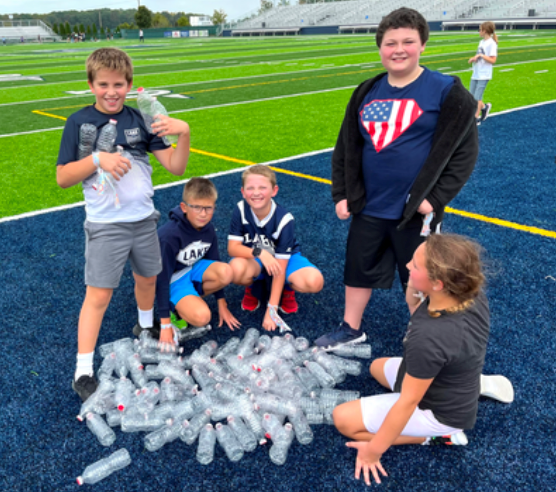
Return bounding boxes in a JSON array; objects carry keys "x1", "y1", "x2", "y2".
[{"x1": 480, "y1": 374, "x2": 514, "y2": 403}]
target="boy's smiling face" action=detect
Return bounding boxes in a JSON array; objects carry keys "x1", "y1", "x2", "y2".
[
  {"x1": 241, "y1": 174, "x2": 278, "y2": 218},
  {"x1": 379, "y1": 27, "x2": 425, "y2": 81},
  {"x1": 88, "y1": 68, "x2": 132, "y2": 114}
]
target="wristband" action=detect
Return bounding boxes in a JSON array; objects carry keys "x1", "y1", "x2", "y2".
[
  {"x1": 161, "y1": 323, "x2": 173, "y2": 330},
  {"x1": 92, "y1": 151, "x2": 100, "y2": 169}
]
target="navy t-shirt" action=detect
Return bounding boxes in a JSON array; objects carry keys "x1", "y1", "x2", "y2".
[{"x1": 358, "y1": 68, "x2": 454, "y2": 219}]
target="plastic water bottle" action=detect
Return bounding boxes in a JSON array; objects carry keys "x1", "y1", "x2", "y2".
[
  {"x1": 236, "y1": 328, "x2": 260, "y2": 359},
  {"x1": 97, "y1": 352, "x2": 117, "y2": 381},
  {"x1": 261, "y1": 413, "x2": 284, "y2": 440},
  {"x1": 329, "y1": 354, "x2": 362, "y2": 376},
  {"x1": 114, "y1": 377, "x2": 135, "y2": 412},
  {"x1": 293, "y1": 336, "x2": 310, "y2": 351},
  {"x1": 106, "y1": 409, "x2": 122, "y2": 428},
  {"x1": 96, "y1": 119, "x2": 118, "y2": 153},
  {"x1": 289, "y1": 411, "x2": 314, "y2": 445},
  {"x1": 144, "y1": 419, "x2": 181, "y2": 452},
  {"x1": 180, "y1": 409, "x2": 212, "y2": 445},
  {"x1": 85, "y1": 412, "x2": 117, "y2": 447},
  {"x1": 227, "y1": 415, "x2": 257, "y2": 452},
  {"x1": 136, "y1": 87, "x2": 155, "y2": 130},
  {"x1": 269, "y1": 423, "x2": 294, "y2": 465},
  {"x1": 151, "y1": 97, "x2": 178, "y2": 144},
  {"x1": 304, "y1": 360, "x2": 335, "y2": 388},
  {"x1": 214, "y1": 337, "x2": 241, "y2": 360},
  {"x1": 76, "y1": 448, "x2": 131, "y2": 485},
  {"x1": 294, "y1": 366, "x2": 320, "y2": 392},
  {"x1": 196, "y1": 424, "x2": 216, "y2": 465},
  {"x1": 215, "y1": 422, "x2": 244, "y2": 462},
  {"x1": 199, "y1": 340, "x2": 218, "y2": 357},
  {"x1": 256, "y1": 394, "x2": 298, "y2": 418},
  {"x1": 331, "y1": 343, "x2": 372, "y2": 359},
  {"x1": 77, "y1": 379, "x2": 115, "y2": 421},
  {"x1": 176, "y1": 324, "x2": 212, "y2": 343},
  {"x1": 313, "y1": 350, "x2": 346, "y2": 384},
  {"x1": 78, "y1": 123, "x2": 97, "y2": 159}
]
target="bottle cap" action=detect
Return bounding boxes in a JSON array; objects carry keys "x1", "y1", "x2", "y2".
[
  {"x1": 137, "y1": 87, "x2": 144, "y2": 92},
  {"x1": 76, "y1": 476, "x2": 84, "y2": 485},
  {"x1": 109, "y1": 119, "x2": 117, "y2": 125}
]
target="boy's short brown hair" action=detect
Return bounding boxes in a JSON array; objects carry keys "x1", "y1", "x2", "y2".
[
  {"x1": 86, "y1": 48, "x2": 133, "y2": 84},
  {"x1": 242, "y1": 165, "x2": 277, "y2": 188},
  {"x1": 182, "y1": 177, "x2": 218, "y2": 203},
  {"x1": 375, "y1": 8, "x2": 429, "y2": 48}
]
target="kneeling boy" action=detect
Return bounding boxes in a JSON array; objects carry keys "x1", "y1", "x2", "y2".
[
  {"x1": 228, "y1": 165, "x2": 324, "y2": 331},
  {"x1": 151, "y1": 178, "x2": 240, "y2": 345}
]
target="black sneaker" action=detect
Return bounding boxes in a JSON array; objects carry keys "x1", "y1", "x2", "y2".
[
  {"x1": 132, "y1": 318, "x2": 161, "y2": 339},
  {"x1": 480, "y1": 103, "x2": 492, "y2": 123},
  {"x1": 314, "y1": 321, "x2": 367, "y2": 351},
  {"x1": 72, "y1": 374, "x2": 98, "y2": 402},
  {"x1": 429, "y1": 432, "x2": 468, "y2": 446}
]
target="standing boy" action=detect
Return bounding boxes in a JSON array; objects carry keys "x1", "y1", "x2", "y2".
[
  {"x1": 152, "y1": 178, "x2": 240, "y2": 346},
  {"x1": 228, "y1": 165, "x2": 324, "y2": 331},
  {"x1": 315, "y1": 8, "x2": 478, "y2": 349},
  {"x1": 57, "y1": 48, "x2": 190, "y2": 401}
]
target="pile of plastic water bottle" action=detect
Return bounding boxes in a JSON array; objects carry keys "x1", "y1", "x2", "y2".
[{"x1": 76, "y1": 327, "x2": 371, "y2": 485}]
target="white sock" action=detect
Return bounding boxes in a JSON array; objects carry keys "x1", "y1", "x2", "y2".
[
  {"x1": 138, "y1": 307, "x2": 154, "y2": 328},
  {"x1": 75, "y1": 352, "x2": 94, "y2": 381}
]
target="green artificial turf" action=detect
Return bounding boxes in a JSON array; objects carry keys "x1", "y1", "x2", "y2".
[{"x1": 1, "y1": 32, "x2": 556, "y2": 219}]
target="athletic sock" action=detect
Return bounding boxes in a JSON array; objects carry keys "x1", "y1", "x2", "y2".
[
  {"x1": 138, "y1": 307, "x2": 154, "y2": 328},
  {"x1": 75, "y1": 352, "x2": 94, "y2": 381}
]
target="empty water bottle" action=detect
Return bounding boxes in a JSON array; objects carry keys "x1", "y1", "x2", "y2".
[
  {"x1": 85, "y1": 412, "x2": 117, "y2": 447},
  {"x1": 176, "y1": 324, "x2": 212, "y2": 343},
  {"x1": 97, "y1": 352, "x2": 117, "y2": 381},
  {"x1": 196, "y1": 424, "x2": 216, "y2": 465},
  {"x1": 227, "y1": 415, "x2": 257, "y2": 452},
  {"x1": 76, "y1": 448, "x2": 131, "y2": 485},
  {"x1": 269, "y1": 423, "x2": 294, "y2": 465},
  {"x1": 151, "y1": 97, "x2": 178, "y2": 144},
  {"x1": 180, "y1": 409, "x2": 212, "y2": 445},
  {"x1": 136, "y1": 87, "x2": 155, "y2": 129},
  {"x1": 78, "y1": 123, "x2": 97, "y2": 159},
  {"x1": 331, "y1": 343, "x2": 372, "y2": 359},
  {"x1": 329, "y1": 354, "x2": 362, "y2": 376},
  {"x1": 215, "y1": 422, "x2": 244, "y2": 462},
  {"x1": 293, "y1": 336, "x2": 310, "y2": 351},
  {"x1": 77, "y1": 379, "x2": 115, "y2": 421},
  {"x1": 304, "y1": 360, "x2": 335, "y2": 388},
  {"x1": 114, "y1": 377, "x2": 135, "y2": 412},
  {"x1": 214, "y1": 337, "x2": 241, "y2": 360},
  {"x1": 96, "y1": 119, "x2": 118, "y2": 153},
  {"x1": 236, "y1": 328, "x2": 260, "y2": 359},
  {"x1": 289, "y1": 411, "x2": 314, "y2": 445},
  {"x1": 144, "y1": 419, "x2": 181, "y2": 452}
]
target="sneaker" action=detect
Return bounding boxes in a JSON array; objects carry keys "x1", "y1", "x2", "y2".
[
  {"x1": 480, "y1": 374, "x2": 514, "y2": 403},
  {"x1": 170, "y1": 311, "x2": 188, "y2": 331},
  {"x1": 132, "y1": 318, "x2": 161, "y2": 339},
  {"x1": 476, "y1": 117, "x2": 482, "y2": 126},
  {"x1": 241, "y1": 286, "x2": 260, "y2": 312},
  {"x1": 480, "y1": 102, "x2": 492, "y2": 123},
  {"x1": 72, "y1": 374, "x2": 98, "y2": 402},
  {"x1": 314, "y1": 321, "x2": 367, "y2": 350},
  {"x1": 429, "y1": 431, "x2": 468, "y2": 446},
  {"x1": 279, "y1": 288, "x2": 298, "y2": 314}
]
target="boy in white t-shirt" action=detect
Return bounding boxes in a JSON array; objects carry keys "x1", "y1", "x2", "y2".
[{"x1": 468, "y1": 21, "x2": 498, "y2": 125}]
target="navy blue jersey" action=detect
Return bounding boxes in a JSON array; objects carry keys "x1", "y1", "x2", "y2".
[
  {"x1": 358, "y1": 68, "x2": 454, "y2": 219},
  {"x1": 157, "y1": 206, "x2": 223, "y2": 319},
  {"x1": 228, "y1": 199, "x2": 301, "y2": 259}
]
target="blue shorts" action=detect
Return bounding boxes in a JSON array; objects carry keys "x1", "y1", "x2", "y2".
[
  {"x1": 254, "y1": 252, "x2": 318, "y2": 286},
  {"x1": 170, "y1": 259, "x2": 214, "y2": 306}
]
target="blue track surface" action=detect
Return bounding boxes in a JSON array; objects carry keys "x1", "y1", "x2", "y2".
[{"x1": 0, "y1": 105, "x2": 555, "y2": 491}]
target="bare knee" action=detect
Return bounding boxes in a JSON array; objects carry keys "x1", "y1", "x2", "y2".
[
  {"x1": 178, "y1": 303, "x2": 211, "y2": 327},
  {"x1": 370, "y1": 358, "x2": 391, "y2": 389},
  {"x1": 215, "y1": 263, "x2": 233, "y2": 286},
  {"x1": 332, "y1": 402, "x2": 353, "y2": 437},
  {"x1": 135, "y1": 274, "x2": 156, "y2": 289},
  {"x1": 85, "y1": 287, "x2": 112, "y2": 310},
  {"x1": 229, "y1": 259, "x2": 252, "y2": 285}
]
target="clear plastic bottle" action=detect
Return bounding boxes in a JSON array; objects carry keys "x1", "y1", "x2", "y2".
[
  {"x1": 151, "y1": 97, "x2": 178, "y2": 144},
  {"x1": 180, "y1": 409, "x2": 212, "y2": 445},
  {"x1": 136, "y1": 87, "x2": 155, "y2": 132},
  {"x1": 313, "y1": 350, "x2": 346, "y2": 384},
  {"x1": 77, "y1": 379, "x2": 116, "y2": 421},
  {"x1": 214, "y1": 337, "x2": 241, "y2": 360},
  {"x1": 157, "y1": 360, "x2": 191, "y2": 386},
  {"x1": 255, "y1": 394, "x2": 298, "y2": 418},
  {"x1": 85, "y1": 412, "x2": 117, "y2": 447},
  {"x1": 330, "y1": 343, "x2": 372, "y2": 359},
  {"x1": 289, "y1": 411, "x2": 314, "y2": 445},
  {"x1": 114, "y1": 377, "x2": 135, "y2": 412},
  {"x1": 255, "y1": 334, "x2": 272, "y2": 353},
  {"x1": 199, "y1": 340, "x2": 218, "y2": 357},
  {"x1": 236, "y1": 328, "x2": 260, "y2": 359},
  {"x1": 97, "y1": 352, "x2": 117, "y2": 381},
  {"x1": 78, "y1": 123, "x2": 97, "y2": 160},
  {"x1": 191, "y1": 364, "x2": 214, "y2": 391},
  {"x1": 196, "y1": 423, "x2": 216, "y2": 465},
  {"x1": 293, "y1": 336, "x2": 310, "y2": 351},
  {"x1": 215, "y1": 422, "x2": 244, "y2": 462},
  {"x1": 144, "y1": 419, "x2": 181, "y2": 452},
  {"x1": 96, "y1": 119, "x2": 118, "y2": 153},
  {"x1": 294, "y1": 366, "x2": 320, "y2": 392},
  {"x1": 76, "y1": 448, "x2": 131, "y2": 485},
  {"x1": 269, "y1": 423, "x2": 294, "y2": 465},
  {"x1": 243, "y1": 409, "x2": 267, "y2": 445},
  {"x1": 329, "y1": 354, "x2": 362, "y2": 376},
  {"x1": 261, "y1": 412, "x2": 284, "y2": 440},
  {"x1": 105, "y1": 408, "x2": 122, "y2": 428},
  {"x1": 176, "y1": 324, "x2": 212, "y2": 343},
  {"x1": 304, "y1": 360, "x2": 335, "y2": 388},
  {"x1": 227, "y1": 415, "x2": 257, "y2": 452}
]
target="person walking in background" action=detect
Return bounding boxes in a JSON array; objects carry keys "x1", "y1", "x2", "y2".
[
  {"x1": 139, "y1": 29, "x2": 144, "y2": 43},
  {"x1": 468, "y1": 21, "x2": 498, "y2": 125}
]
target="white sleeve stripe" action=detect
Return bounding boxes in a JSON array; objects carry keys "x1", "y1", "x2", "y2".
[
  {"x1": 228, "y1": 235, "x2": 244, "y2": 242},
  {"x1": 275, "y1": 253, "x2": 291, "y2": 260},
  {"x1": 272, "y1": 213, "x2": 294, "y2": 240},
  {"x1": 237, "y1": 201, "x2": 248, "y2": 225}
]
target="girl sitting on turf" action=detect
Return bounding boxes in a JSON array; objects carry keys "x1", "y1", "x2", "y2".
[{"x1": 332, "y1": 234, "x2": 514, "y2": 485}]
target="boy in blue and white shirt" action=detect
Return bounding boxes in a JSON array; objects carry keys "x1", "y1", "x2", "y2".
[{"x1": 228, "y1": 165, "x2": 324, "y2": 331}]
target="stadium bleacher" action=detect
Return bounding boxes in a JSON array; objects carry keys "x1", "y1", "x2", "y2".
[{"x1": 0, "y1": 20, "x2": 60, "y2": 43}]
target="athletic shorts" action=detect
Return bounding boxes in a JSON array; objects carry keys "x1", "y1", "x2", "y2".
[
  {"x1": 169, "y1": 259, "x2": 214, "y2": 306},
  {"x1": 360, "y1": 357, "x2": 462, "y2": 437},
  {"x1": 254, "y1": 252, "x2": 319, "y2": 286},
  {"x1": 344, "y1": 213, "x2": 432, "y2": 290},
  {"x1": 84, "y1": 210, "x2": 161, "y2": 288},
  {"x1": 469, "y1": 79, "x2": 489, "y2": 102}
]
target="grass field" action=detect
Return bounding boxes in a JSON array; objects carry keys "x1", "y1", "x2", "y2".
[{"x1": 1, "y1": 31, "x2": 556, "y2": 218}]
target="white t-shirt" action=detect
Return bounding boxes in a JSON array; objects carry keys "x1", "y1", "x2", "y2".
[{"x1": 472, "y1": 37, "x2": 497, "y2": 80}]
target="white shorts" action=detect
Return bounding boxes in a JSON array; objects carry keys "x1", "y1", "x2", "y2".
[{"x1": 360, "y1": 357, "x2": 462, "y2": 437}]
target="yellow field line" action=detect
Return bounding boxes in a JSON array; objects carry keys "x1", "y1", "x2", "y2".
[{"x1": 31, "y1": 109, "x2": 68, "y2": 121}]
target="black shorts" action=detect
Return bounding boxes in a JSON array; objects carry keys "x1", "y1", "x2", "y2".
[{"x1": 344, "y1": 213, "x2": 436, "y2": 290}]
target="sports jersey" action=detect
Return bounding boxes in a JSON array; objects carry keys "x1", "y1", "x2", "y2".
[
  {"x1": 472, "y1": 37, "x2": 497, "y2": 80},
  {"x1": 57, "y1": 104, "x2": 170, "y2": 223},
  {"x1": 228, "y1": 199, "x2": 301, "y2": 260},
  {"x1": 394, "y1": 292, "x2": 490, "y2": 429},
  {"x1": 156, "y1": 206, "x2": 224, "y2": 319},
  {"x1": 358, "y1": 68, "x2": 454, "y2": 220}
]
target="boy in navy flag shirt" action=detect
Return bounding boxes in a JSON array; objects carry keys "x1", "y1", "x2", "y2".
[
  {"x1": 315, "y1": 8, "x2": 479, "y2": 349},
  {"x1": 228, "y1": 165, "x2": 324, "y2": 331},
  {"x1": 153, "y1": 178, "x2": 240, "y2": 346}
]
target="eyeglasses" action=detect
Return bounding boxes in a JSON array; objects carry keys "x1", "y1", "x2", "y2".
[{"x1": 184, "y1": 202, "x2": 215, "y2": 214}]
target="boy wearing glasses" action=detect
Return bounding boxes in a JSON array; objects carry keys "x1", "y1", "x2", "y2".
[{"x1": 145, "y1": 178, "x2": 240, "y2": 346}]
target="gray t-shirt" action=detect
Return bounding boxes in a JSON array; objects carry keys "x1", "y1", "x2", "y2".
[{"x1": 394, "y1": 292, "x2": 490, "y2": 429}]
